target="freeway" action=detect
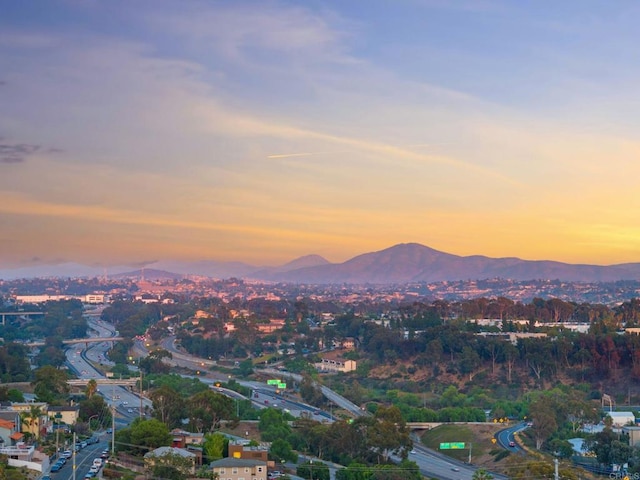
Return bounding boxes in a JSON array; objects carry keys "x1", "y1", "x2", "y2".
[
  {"x1": 147, "y1": 346, "x2": 506, "y2": 480},
  {"x1": 64, "y1": 310, "x2": 152, "y2": 429}
]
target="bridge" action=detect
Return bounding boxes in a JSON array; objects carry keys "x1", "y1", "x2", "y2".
[
  {"x1": 67, "y1": 378, "x2": 137, "y2": 387},
  {"x1": 26, "y1": 336, "x2": 123, "y2": 347},
  {"x1": 0, "y1": 311, "x2": 45, "y2": 325},
  {"x1": 406, "y1": 421, "x2": 495, "y2": 430}
]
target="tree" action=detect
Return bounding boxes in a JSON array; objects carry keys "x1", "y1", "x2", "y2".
[
  {"x1": 259, "y1": 408, "x2": 291, "y2": 443},
  {"x1": 297, "y1": 461, "x2": 330, "y2": 480},
  {"x1": 79, "y1": 395, "x2": 111, "y2": 428},
  {"x1": 187, "y1": 390, "x2": 234, "y2": 433},
  {"x1": 202, "y1": 433, "x2": 227, "y2": 462},
  {"x1": 150, "y1": 385, "x2": 186, "y2": 428},
  {"x1": 20, "y1": 405, "x2": 43, "y2": 439},
  {"x1": 85, "y1": 379, "x2": 98, "y2": 399},
  {"x1": 123, "y1": 418, "x2": 172, "y2": 454},
  {"x1": 269, "y1": 438, "x2": 297, "y2": 464},
  {"x1": 149, "y1": 451, "x2": 194, "y2": 480},
  {"x1": 32, "y1": 365, "x2": 69, "y2": 404},
  {"x1": 139, "y1": 349, "x2": 173, "y2": 375},
  {"x1": 336, "y1": 463, "x2": 372, "y2": 480},
  {"x1": 529, "y1": 396, "x2": 558, "y2": 449},
  {"x1": 367, "y1": 406, "x2": 412, "y2": 463},
  {"x1": 472, "y1": 468, "x2": 494, "y2": 480}
]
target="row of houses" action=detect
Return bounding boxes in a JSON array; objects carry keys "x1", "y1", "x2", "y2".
[
  {"x1": 0, "y1": 402, "x2": 80, "y2": 473},
  {"x1": 144, "y1": 432, "x2": 274, "y2": 480}
]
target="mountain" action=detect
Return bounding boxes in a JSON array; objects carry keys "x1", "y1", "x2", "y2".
[
  {"x1": 267, "y1": 243, "x2": 640, "y2": 284},
  {"x1": 249, "y1": 254, "x2": 331, "y2": 278},
  {"x1": 147, "y1": 260, "x2": 260, "y2": 278},
  {"x1": 0, "y1": 263, "x2": 132, "y2": 280},
  {"x1": 110, "y1": 268, "x2": 183, "y2": 281},
  {"x1": 3, "y1": 243, "x2": 640, "y2": 284}
]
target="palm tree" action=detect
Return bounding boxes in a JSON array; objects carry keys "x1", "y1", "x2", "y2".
[
  {"x1": 472, "y1": 468, "x2": 494, "y2": 480},
  {"x1": 20, "y1": 405, "x2": 43, "y2": 439},
  {"x1": 85, "y1": 379, "x2": 98, "y2": 399}
]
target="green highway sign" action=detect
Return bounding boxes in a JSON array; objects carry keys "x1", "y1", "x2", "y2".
[
  {"x1": 277, "y1": 382, "x2": 287, "y2": 389},
  {"x1": 440, "y1": 442, "x2": 465, "y2": 449},
  {"x1": 267, "y1": 379, "x2": 279, "y2": 385}
]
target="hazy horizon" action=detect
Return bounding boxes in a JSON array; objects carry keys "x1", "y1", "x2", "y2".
[{"x1": 3, "y1": 1, "x2": 640, "y2": 270}]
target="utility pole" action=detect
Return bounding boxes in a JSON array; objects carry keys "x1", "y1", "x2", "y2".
[
  {"x1": 72, "y1": 432, "x2": 77, "y2": 480},
  {"x1": 554, "y1": 457, "x2": 559, "y2": 480},
  {"x1": 111, "y1": 383, "x2": 116, "y2": 456},
  {"x1": 139, "y1": 370, "x2": 143, "y2": 419},
  {"x1": 468, "y1": 443, "x2": 472, "y2": 464}
]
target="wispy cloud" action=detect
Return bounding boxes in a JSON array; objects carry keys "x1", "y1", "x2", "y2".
[{"x1": 0, "y1": 141, "x2": 41, "y2": 164}]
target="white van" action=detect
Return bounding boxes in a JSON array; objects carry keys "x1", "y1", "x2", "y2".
[{"x1": 92, "y1": 458, "x2": 103, "y2": 468}]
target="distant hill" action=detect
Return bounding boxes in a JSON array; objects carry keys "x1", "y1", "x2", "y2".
[
  {"x1": 110, "y1": 268, "x2": 183, "y2": 281},
  {"x1": 265, "y1": 243, "x2": 640, "y2": 284},
  {"x1": 3, "y1": 243, "x2": 640, "y2": 284}
]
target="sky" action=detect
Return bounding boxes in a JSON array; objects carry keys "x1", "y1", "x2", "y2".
[{"x1": 2, "y1": 0, "x2": 640, "y2": 270}]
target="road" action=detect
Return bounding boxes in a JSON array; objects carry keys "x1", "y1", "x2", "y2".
[
  {"x1": 48, "y1": 434, "x2": 109, "y2": 478},
  {"x1": 145, "y1": 344, "x2": 506, "y2": 480},
  {"x1": 496, "y1": 421, "x2": 528, "y2": 452},
  {"x1": 65, "y1": 311, "x2": 152, "y2": 428}
]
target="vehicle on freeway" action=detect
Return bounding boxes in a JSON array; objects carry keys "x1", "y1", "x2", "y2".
[
  {"x1": 451, "y1": 467, "x2": 460, "y2": 472},
  {"x1": 509, "y1": 441, "x2": 516, "y2": 447}
]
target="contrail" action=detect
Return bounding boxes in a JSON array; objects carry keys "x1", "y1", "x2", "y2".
[
  {"x1": 267, "y1": 145, "x2": 436, "y2": 159},
  {"x1": 267, "y1": 150, "x2": 351, "y2": 159},
  {"x1": 267, "y1": 152, "x2": 317, "y2": 159}
]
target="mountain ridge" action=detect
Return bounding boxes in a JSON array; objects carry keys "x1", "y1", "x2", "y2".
[{"x1": 2, "y1": 243, "x2": 640, "y2": 283}]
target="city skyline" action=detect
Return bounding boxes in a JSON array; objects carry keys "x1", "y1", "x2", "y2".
[{"x1": 2, "y1": 1, "x2": 640, "y2": 270}]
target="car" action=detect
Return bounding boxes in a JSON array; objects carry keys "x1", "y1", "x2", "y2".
[
  {"x1": 50, "y1": 464, "x2": 62, "y2": 473},
  {"x1": 509, "y1": 441, "x2": 516, "y2": 447},
  {"x1": 62, "y1": 450, "x2": 72, "y2": 459},
  {"x1": 89, "y1": 466, "x2": 99, "y2": 474},
  {"x1": 127, "y1": 408, "x2": 134, "y2": 413},
  {"x1": 410, "y1": 449, "x2": 416, "y2": 454},
  {"x1": 42, "y1": 476, "x2": 51, "y2": 480},
  {"x1": 451, "y1": 467, "x2": 460, "y2": 472},
  {"x1": 106, "y1": 428, "x2": 112, "y2": 434},
  {"x1": 92, "y1": 458, "x2": 103, "y2": 467},
  {"x1": 84, "y1": 474, "x2": 95, "y2": 479}
]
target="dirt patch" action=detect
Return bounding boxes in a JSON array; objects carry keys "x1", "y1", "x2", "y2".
[{"x1": 219, "y1": 421, "x2": 261, "y2": 442}]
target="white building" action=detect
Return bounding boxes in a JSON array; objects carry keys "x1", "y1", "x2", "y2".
[{"x1": 606, "y1": 411, "x2": 636, "y2": 427}]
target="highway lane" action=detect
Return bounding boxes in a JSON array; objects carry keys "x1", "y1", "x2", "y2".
[
  {"x1": 496, "y1": 421, "x2": 527, "y2": 452},
  {"x1": 65, "y1": 310, "x2": 152, "y2": 428},
  {"x1": 141, "y1": 347, "x2": 505, "y2": 480}
]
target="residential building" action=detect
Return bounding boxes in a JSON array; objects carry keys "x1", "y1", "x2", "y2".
[
  {"x1": 315, "y1": 351, "x2": 357, "y2": 373},
  {"x1": 47, "y1": 406, "x2": 79, "y2": 428},
  {"x1": 228, "y1": 441, "x2": 270, "y2": 464},
  {"x1": 209, "y1": 457, "x2": 267, "y2": 480}
]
